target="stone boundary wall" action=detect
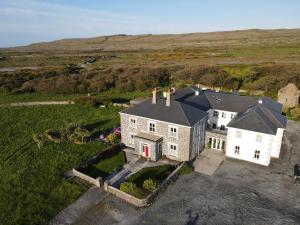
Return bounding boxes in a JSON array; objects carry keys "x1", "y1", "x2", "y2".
[
  {"x1": 71, "y1": 144, "x2": 123, "y2": 188},
  {"x1": 0, "y1": 101, "x2": 75, "y2": 107},
  {"x1": 105, "y1": 162, "x2": 184, "y2": 207},
  {"x1": 72, "y1": 168, "x2": 102, "y2": 188}
]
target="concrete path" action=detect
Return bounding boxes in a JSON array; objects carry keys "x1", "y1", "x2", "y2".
[
  {"x1": 193, "y1": 149, "x2": 225, "y2": 176},
  {"x1": 108, "y1": 157, "x2": 178, "y2": 187},
  {"x1": 50, "y1": 187, "x2": 108, "y2": 225}
]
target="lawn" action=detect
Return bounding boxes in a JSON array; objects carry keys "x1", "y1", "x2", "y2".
[
  {"x1": 0, "y1": 90, "x2": 148, "y2": 104},
  {"x1": 0, "y1": 104, "x2": 121, "y2": 225},
  {"x1": 120, "y1": 165, "x2": 176, "y2": 199},
  {"x1": 127, "y1": 165, "x2": 176, "y2": 188},
  {"x1": 78, "y1": 150, "x2": 126, "y2": 179}
]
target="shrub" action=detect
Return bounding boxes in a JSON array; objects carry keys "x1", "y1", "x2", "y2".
[
  {"x1": 73, "y1": 96, "x2": 99, "y2": 107},
  {"x1": 107, "y1": 133, "x2": 119, "y2": 144},
  {"x1": 120, "y1": 182, "x2": 137, "y2": 194},
  {"x1": 142, "y1": 178, "x2": 158, "y2": 192}
]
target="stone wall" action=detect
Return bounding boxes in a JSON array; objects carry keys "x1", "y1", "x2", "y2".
[
  {"x1": 72, "y1": 169, "x2": 102, "y2": 188},
  {"x1": 104, "y1": 162, "x2": 184, "y2": 207}
]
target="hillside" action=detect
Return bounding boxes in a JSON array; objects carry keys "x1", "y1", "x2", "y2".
[{"x1": 0, "y1": 29, "x2": 300, "y2": 98}]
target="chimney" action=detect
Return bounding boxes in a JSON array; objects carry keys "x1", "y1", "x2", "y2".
[
  {"x1": 166, "y1": 90, "x2": 171, "y2": 107},
  {"x1": 152, "y1": 88, "x2": 157, "y2": 104}
]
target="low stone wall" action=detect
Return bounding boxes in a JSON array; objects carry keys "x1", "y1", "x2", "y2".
[
  {"x1": 72, "y1": 168, "x2": 102, "y2": 188},
  {"x1": 105, "y1": 162, "x2": 184, "y2": 207},
  {"x1": 106, "y1": 184, "x2": 148, "y2": 207},
  {"x1": 10, "y1": 101, "x2": 75, "y2": 107}
]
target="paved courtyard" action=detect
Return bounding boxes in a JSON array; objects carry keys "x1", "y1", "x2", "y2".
[
  {"x1": 193, "y1": 148, "x2": 225, "y2": 176},
  {"x1": 72, "y1": 121, "x2": 300, "y2": 225}
]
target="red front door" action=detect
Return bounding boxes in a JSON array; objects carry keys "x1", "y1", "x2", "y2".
[
  {"x1": 145, "y1": 145, "x2": 149, "y2": 157},
  {"x1": 142, "y1": 144, "x2": 149, "y2": 158}
]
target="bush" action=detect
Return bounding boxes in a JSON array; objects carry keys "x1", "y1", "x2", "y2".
[
  {"x1": 120, "y1": 182, "x2": 137, "y2": 194},
  {"x1": 142, "y1": 178, "x2": 158, "y2": 192},
  {"x1": 107, "y1": 133, "x2": 119, "y2": 144}
]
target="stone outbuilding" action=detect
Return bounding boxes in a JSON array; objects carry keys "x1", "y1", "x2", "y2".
[{"x1": 278, "y1": 83, "x2": 300, "y2": 108}]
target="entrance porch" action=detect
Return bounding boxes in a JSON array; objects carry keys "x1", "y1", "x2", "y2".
[
  {"x1": 134, "y1": 132, "x2": 163, "y2": 161},
  {"x1": 205, "y1": 129, "x2": 227, "y2": 152}
]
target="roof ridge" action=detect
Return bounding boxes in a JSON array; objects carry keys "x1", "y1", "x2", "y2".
[
  {"x1": 254, "y1": 106, "x2": 276, "y2": 134},
  {"x1": 259, "y1": 104, "x2": 285, "y2": 127},
  {"x1": 227, "y1": 109, "x2": 251, "y2": 126},
  {"x1": 176, "y1": 101, "x2": 192, "y2": 126},
  {"x1": 203, "y1": 92, "x2": 213, "y2": 109}
]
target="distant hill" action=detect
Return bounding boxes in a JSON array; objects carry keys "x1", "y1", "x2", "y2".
[
  {"x1": 3, "y1": 28, "x2": 300, "y2": 53},
  {"x1": 0, "y1": 29, "x2": 299, "y2": 98}
]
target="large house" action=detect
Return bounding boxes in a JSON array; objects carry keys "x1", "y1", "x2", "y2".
[{"x1": 120, "y1": 87, "x2": 287, "y2": 166}]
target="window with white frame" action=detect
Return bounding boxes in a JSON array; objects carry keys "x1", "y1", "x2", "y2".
[
  {"x1": 130, "y1": 117, "x2": 137, "y2": 128},
  {"x1": 235, "y1": 130, "x2": 242, "y2": 138},
  {"x1": 169, "y1": 126, "x2": 178, "y2": 138},
  {"x1": 169, "y1": 143, "x2": 177, "y2": 156},
  {"x1": 254, "y1": 150, "x2": 260, "y2": 159},
  {"x1": 129, "y1": 133, "x2": 135, "y2": 145},
  {"x1": 213, "y1": 111, "x2": 219, "y2": 118},
  {"x1": 234, "y1": 146, "x2": 240, "y2": 155},
  {"x1": 148, "y1": 121, "x2": 156, "y2": 132},
  {"x1": 256, "y1": 134, "x2": 263, "y2": 143},
  {"x1": 221, "y1": 112, "x2": 226, "y2": 118},
  {"x1": 231, "y1": 114, "x2": 235, "y2": 119}
]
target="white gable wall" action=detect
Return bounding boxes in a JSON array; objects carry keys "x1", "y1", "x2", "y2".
[
  {"x1": 207, "y1": 109, "x2": 237, "y2": 128},
  {"x1": 271, "y1": 128, "x2": 285, "y2": 158},
  {"x1": 226, "y1": 127, "x2": 274, "y2": 166}
]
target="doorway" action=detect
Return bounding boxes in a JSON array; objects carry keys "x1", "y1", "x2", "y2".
[
  {"x1": 209, "y1": 137, "x2": 225, "y2": 151},
  {"x1": 142, "y1": 144, "x2": 149, "y2": 158}
]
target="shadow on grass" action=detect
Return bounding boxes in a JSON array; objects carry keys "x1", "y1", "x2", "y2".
[{"x1": 78, "y1": 150, "x2": 125, "y2": 179}]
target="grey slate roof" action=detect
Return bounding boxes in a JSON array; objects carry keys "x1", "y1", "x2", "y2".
[
  {"x1": 174, "y1": 87, "x2": 257, "y2": 112},
  {"x1": 121, "y1": 98, "x2": 208, "y2": 127},
  {"x1": 122, "y1": 87, "x2": 286, "y2": 133},
  {"x1": 136, "y1": 132, "x2": 163, "y2": 142},
  {"x1": 227, "y1": 104, "x2": 287, "y2": 135}
]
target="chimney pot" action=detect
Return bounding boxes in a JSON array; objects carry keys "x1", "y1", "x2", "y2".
[
  {"x1": 152, "y1": 88, "x2": 157, "y2": 104},
  {"x1": 166, "y1": 90, "x2": 171, "y2": 107}
]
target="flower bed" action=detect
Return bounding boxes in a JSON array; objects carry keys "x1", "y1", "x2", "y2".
[{"x1": 120, "y1": 165, "x2": 176, "y2": 199}]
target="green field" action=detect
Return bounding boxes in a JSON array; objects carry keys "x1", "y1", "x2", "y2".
[
  {"x1": 0, "y1": 90, "x2": 148, "y2": 104},
  {"x1": 0, "y1": 105, "x2": 121, "y2": 225}
]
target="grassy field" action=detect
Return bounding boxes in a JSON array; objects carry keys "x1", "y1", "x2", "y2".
[
  {"x1": 0, "y1": 105, "x2": 121, "y2": 225},
  {"x1": 0, "y1": 90, "x2": 148, "y2": 104}
]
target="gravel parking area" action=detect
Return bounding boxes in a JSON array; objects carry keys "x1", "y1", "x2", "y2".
[{"x1": 73, "y1": 121, "x2": 300, "y2": 225}]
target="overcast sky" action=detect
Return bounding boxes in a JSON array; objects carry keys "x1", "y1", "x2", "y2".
[{"x1": 0, "y1": 0, "x2": 299, "y2": 47}]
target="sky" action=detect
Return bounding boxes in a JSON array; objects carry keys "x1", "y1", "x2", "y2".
[{"x1": 0, "y1": 0, "x2": 299, "y2": 47}]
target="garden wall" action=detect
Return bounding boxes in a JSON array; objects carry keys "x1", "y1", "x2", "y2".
[
  {"x1": 72, "y1": 168, "x2": 102, "y2": 188},
  {"x1": 104, "y1": 162, "x2": 184, "y2": 207},
  {"x1": 72, "y1": 144, "x2": 123, "y2": 187}
]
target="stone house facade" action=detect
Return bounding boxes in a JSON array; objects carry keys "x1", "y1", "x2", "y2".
[{"x1": 120, "y1": 87, "x2": 287, "y2": 166}]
